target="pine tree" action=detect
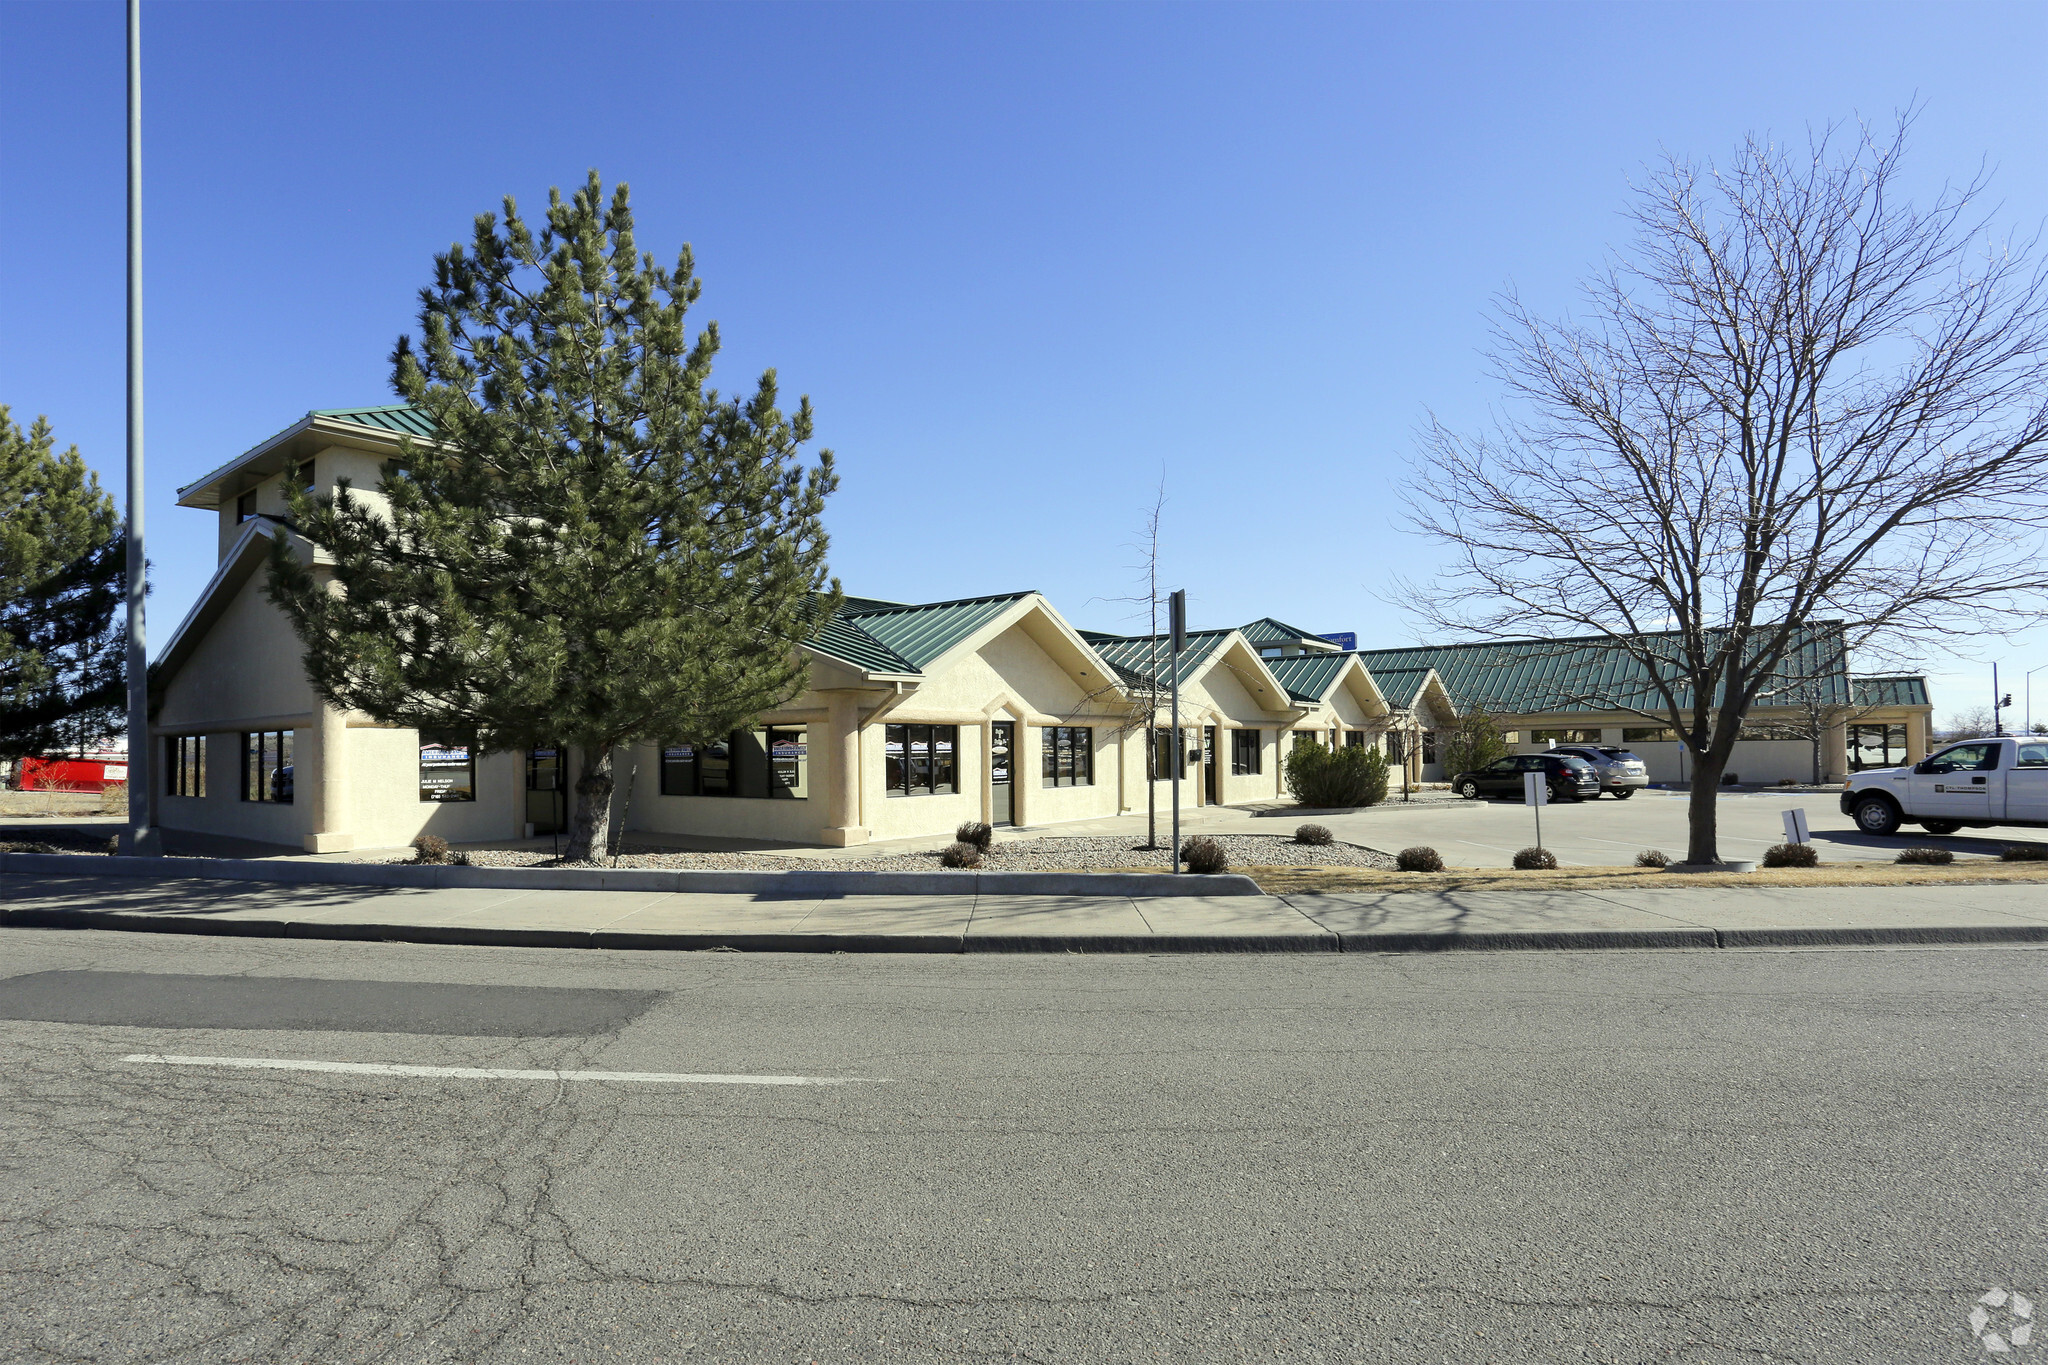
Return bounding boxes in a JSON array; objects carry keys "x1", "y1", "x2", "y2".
[
  {"x1": 0, "y1": 408, "x2": 126, "y2": 764},
  {"x1": 267, "y1": 175, "x2": 840, "y2": 861}
]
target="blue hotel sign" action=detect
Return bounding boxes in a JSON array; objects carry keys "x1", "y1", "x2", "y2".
[{"x1": 1318, "y1": 631, "x2": 1357, "y2": 651}]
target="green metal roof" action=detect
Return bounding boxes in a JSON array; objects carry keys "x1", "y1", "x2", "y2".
[
  {"x1": 1262, "y1": 651, "x2": 1352, "y2": 704},
  {"x1": 1851, "y1": 675, "x2": 1930, "y2": 708},
  {"x1": 1085, "y1": 629, "x2": 1232, "y2": 689},
  {"x1": 1363, "y1": 666, "x2": 1433, "y2": 709},
  {"x1": 1357, "y1": 623, "x2": 1857, "y2": 715},
  {"x1": 837, "y1": 592, "x2": 1033, "y2": 671},
  {"x1": 312, "y1": 405, "x2": 438, "y2": 437},
  {"x1": 803, "y1": 616, "x2": 918, "y2": 675}
]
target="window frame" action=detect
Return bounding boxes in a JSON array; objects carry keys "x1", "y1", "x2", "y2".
[
  {"x1": 167, "y1": 734, "x2": 206, "y2": 798},
  {"x1": 1230, "y1": 728, "x2": 1262, "y2": 776},
  {"x1": 885, "y1": 723, "x2": 961, "y2": 797},
  {"x1": 241, "y1": 729, "x2": 294, "y2": 803},
  {"x1": 1041, "y1": 726, "x2": 1094, "y2": 788},
  {"x1": 235, "y1": 489, "x2": 257, "y2": 524}
]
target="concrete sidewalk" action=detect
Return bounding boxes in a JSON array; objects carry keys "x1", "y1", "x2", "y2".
[{"x1": 6, "y1": 870, "x2": 2048, "y2": 953}]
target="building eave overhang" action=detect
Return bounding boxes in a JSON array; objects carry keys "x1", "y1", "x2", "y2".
[{"x1": 176, "y1": 415, "x2": 430, "y2": 510}]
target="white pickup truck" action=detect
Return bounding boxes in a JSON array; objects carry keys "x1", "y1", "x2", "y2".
[{"x1": 1841, "y1": 735, "x2": 2048, "y2": 836}]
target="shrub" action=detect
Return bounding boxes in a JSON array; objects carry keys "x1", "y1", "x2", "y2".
[
  {"x1": 1721, "y1": 772, "x2": 1740, "y2": 786},
  {"x1": 1512, "y1": 846, "x2": 1558, "y2": 870},
  {"x1": 1761, "y1": 842, "x2": 1818, "y2": 868},
  {"x1": 103, "y1": 835, "x2": 121, "y2": 855},
  {"x1": 1396, "y1": 845, "x2": 1444, "y2": 872},
  {"x1": 1284, "y1": 738, "x2": 1389, "y2": 809},
  {"x1": 2001, "y1": 843, "x2": 2048, "y2": 862},
  {"x1": 1295, "y1": 823, "x2": 1334, "y2": 847},
  {"x1": 1180, "y1": 836, "x2": 1229, "y2": 874},
  {"x1": 1634, "y1": 849, "x2": 1670, "y2": 868},
  {"x1": 955, "y1": 821, "x2": 993, "y2": 852},
  {"x1": 411, "y1": 834, "x2": 451, "y2": 865},
  {"x1": 1896, "y1": 846, "x2": 1953, "y2": 865},
  {"x1": 97, "y1": 781, "x2": 128, "y2": 816},
  {"x1": 1776, "y1": 777, "x2": 1798, "y2": 787},
  {"x1": 938, "y1": 841, "x2": 981, "y2": 869}
]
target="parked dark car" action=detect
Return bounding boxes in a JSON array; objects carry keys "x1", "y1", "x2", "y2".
[{"x1": 1452, "y1": 753, "x2": 1601, "y2": 802}]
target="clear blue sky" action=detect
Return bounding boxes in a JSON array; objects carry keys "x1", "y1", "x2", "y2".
[{"x1": 6, "y1": 1, "x2": 2048, "y2": 725}]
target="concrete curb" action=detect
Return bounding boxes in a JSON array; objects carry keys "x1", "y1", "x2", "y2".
[
  {"x1": 0, "y1": 851, "x2": 1263, "y2": 899},
  {"x1": 6, "y1": 903, "x2": 2041, "y2": 954}
]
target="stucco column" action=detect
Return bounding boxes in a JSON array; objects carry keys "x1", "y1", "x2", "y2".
[
  {"x1": 302, "y1": 703, "x2": 353, "y2": 853},
  {"x1": 820, "y1": 690, "x2": 869, "y2": 847},
  {"x1": 1824, "y1": 720, "x2": 1850, "y2": 783},
  {"x1": 1907, "y1": 710, "x2": 1931, "y2": 763}
]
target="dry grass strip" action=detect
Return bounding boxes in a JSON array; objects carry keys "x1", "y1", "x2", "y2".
[{"x1": 1236, "y1": 862, "x2": 2048, "y2": 895}]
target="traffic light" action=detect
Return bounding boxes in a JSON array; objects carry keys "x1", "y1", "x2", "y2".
[{"x1": 2001, "y1": 693, "x2": 2015, "y2": 709}]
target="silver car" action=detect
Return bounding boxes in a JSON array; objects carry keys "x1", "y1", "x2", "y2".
[{"x1": 1548, "y1": 744, "x2": 1649, "y2": 798}]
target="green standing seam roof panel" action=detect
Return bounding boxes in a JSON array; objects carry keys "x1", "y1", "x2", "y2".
[
  {"x1": 836, "y1": 592, "x2": 1033, "y2": 671},
  {"x1": 1361, "y1": 667, "x2": 1433, "y2": 709},
  {"x1": 1850, "y1": 675, "x2": 1930, "y2": 708},
  {"x1": 1085, "y1": 630, "x2": 1232, "y2": 689},
  {"x1": 1357, "y1": 623, "x2": 1859, "y2": 715},
  {"x1": 312, "y1": 405, "x2": 439, "y2": 438},
  {"x1": 1239, "y1": 616, "x2": 1335, "y2": 648}
]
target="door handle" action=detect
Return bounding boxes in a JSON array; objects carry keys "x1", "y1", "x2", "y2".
[{"x1": 1972, "y1": 776, "x2": 1986, "y2": 785}]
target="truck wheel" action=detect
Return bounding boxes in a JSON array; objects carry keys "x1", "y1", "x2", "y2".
[
  {"x1": 1853, "y1": 796, "x2": 1903, "y2": 836},
  {"x1": 1921, "y1": 820, "x2": 1962, "y2": 836}
]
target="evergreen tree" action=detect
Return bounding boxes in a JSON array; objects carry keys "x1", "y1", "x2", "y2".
[
  {"x1": 267, "y1": 175, "x2": 840, "y2": 860},
  {"x1": 0, "y1": 408, "x2": 126, "y2": 763}
]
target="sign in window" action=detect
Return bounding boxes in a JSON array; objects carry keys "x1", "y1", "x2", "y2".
[{"x1": 419, "y1": 742, "x2": 476, "y2": 802}]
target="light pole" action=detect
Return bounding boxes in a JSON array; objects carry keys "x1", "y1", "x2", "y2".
[{"x1": 124, "y1": 0, "x2": 159, "y2": 855}]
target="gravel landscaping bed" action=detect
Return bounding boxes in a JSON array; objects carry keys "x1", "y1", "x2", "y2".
[{"x1": 438, "y1": 832, "x2": 1398, "y2": 873}]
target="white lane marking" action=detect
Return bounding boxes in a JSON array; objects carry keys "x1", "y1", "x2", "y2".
[{"x1": 123, "y1": 1054, "x2": 879, "y2": 1086}]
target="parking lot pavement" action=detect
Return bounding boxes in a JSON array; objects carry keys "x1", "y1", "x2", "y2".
[{"x1": 1194, "y1": 787, "x2": 2042, "y2": 867}]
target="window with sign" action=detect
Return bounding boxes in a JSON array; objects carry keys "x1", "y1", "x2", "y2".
[
  {"x1": 885, "y1": 724, "x2": 959, "y2": 796},
  {"x1": 242, "y1": 730, "x2": 293, "y2": 803},
  {"x1": 419, "y1": 738, "x2": 476, "y2": 802},
  {"x1": 766, "y1": 726, "x2": 808, "y2": 798},
  {"x1": 661, "y1": 730, "x2": 805, "y2": 798},
  {"x1": 1041, "y1": 726, "x2": 1093, "y2": 788}
]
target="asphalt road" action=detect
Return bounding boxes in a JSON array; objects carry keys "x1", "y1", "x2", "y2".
[
  {"x1": 1221, "y1": 787, "x2": 2048, "y2": 867},
  {"x1": 2, "y1": 927, "x2": 2043, "y2": 1363}
]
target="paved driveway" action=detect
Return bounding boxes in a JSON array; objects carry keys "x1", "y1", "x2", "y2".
[{"x1": 1188, "y1": 787, "x2": 2042, "y2": 867}]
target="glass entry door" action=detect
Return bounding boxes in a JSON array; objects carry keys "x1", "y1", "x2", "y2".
[
  {"x1": 526, "y1": 746, "x2": 565, "y2": 835},
  {"x1": 990, "y1": 722, "x2": 1015, "y2": 825},
  {"x1": 1203, "y1": 726, "x2": 1218, "y2": 803}
]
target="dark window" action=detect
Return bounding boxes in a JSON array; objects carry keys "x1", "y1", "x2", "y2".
[
  {"x1": 1230, "y1": 728, "x2": 1261, "y2": 775},
  {"x1": 242, "y1": 730, "x2": 293, "y2": 803},
  {"x1": 527, "y1": 746, "x2": 562, "y2": 791},
  {"x1": 659, "y1": 731, "x2": 782, "y2": 798},
  {"x1": 2016, "y1": 742, "x2": 2048, "y2": 769},
  {"x1": 1532, "y1": 728, "x2": 1602, "y2": 744},
  {"x1": 167, "y1": 735, "x2": 206, "y2": 797},
  {"x1": 235, "y1": 489, "x2": 257, "y2": 523},
  {"x1": 699, "y1": 736, "x2": 735, "y2": 795},
  {"x1": 1386, "y1": 731, "x2": 1406, "y2": 764},
  {"x1": 1422, "y1": 730, "x2": 1438, "y2": 764},
  {"x1": 885, "y1": 724, "x2": 959, "y2": 797},
  {"x1": 1041, "y1": 726, "x2": 1093, "y2": 788},
  {"x1": 1624, "y1": 727, "x2": 1678, "y2": 743},
  {"x1": 295, "y1": 462, "x2": 315, "y2": 491},
  {"x1": 1849, "y1": 723, "x2": 1908, "y2": 771},
  {"x1": 1343, "y1": 731, "x2": 1366, "y2": 749},
  {"x1": 419, "y1": 738, "x2": 476, "y2": 802}
]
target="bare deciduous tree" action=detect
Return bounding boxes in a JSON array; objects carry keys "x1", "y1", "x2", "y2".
[{"x1": 1404, "y1": 119, "x2": 2048, "y2": 863}]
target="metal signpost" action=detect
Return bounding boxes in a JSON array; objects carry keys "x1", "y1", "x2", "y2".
[
  {"x1": 124, "y1": 0, "x2": 159, "y2": 855},
  {"x1": 1169, "y1": 589, "x2": 1185, "y2": 875},
  {"x1": 1781, "y1": 807, "x2": 1810, "y2": 845},
  {"x1": 1522, "y1": 768, "x2": 1548, "y2": 847}
]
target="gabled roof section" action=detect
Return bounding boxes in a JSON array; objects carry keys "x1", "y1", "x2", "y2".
[
  {"x1": 1851, "y1": 675, "x2": 1931, "y2": 708},
  {"x1": 1358, "y1": 623, "x2": 1856, "y2": 715},
  {"x1": 1240, "y1": 616, "x2": 1340, "y2": 650},
  {"x1": 839, "y1": 592, "x2": 1035, "y2": 671},
  {"x1": 802, "y1": 615, "x2": 918, "y2": 677}
]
